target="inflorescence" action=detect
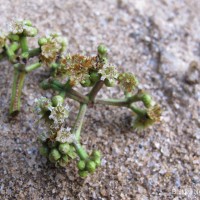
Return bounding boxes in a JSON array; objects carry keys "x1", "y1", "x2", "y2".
[{"x1": 0, "y1": 20, "x2": 162, "y2": 178}]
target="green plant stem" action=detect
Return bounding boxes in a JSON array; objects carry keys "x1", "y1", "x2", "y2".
[
  {"x1": 95, "y1": 98, "x2": 128, "y2": 106},
  {"x1": 71, "y1": 103, "x2": 89, "y2": 160},
  {"x1": 67, "y1": 88, "x2": 89, "y2": 103},
  {"x1": 88, "y1": 80, "x2": 104, "y2": 101},
  {"x1": 95, "y1": 94, "x2": 142, "y2": 107},
  {"x1": 73, "y1": 142, "x2": 89, "y2": 160},
  {"x1": 25, "y1": 62, "x2": 42, "y2": 72},
  {"x1": 10, "y1": 69, "x2": 26, "y2": 115},
  {"x1": 19, "y1": 36, "x2": 28, "y2": 53},
  {"x1": 72, "y1": 104, "x2": 87, "y2": 141},
  {"x1": 28, "y1": 48, "x2": 41, "y2": 58},
  {"x1": 129, "y1": 105, "x2": 146, "y2": 116},
  {"x1": 10, "y1": 42, "x2": 19, "y2": 52}
]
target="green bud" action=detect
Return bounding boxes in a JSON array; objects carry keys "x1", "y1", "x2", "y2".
[
  {"x1": 77, "y1": 160, "x2": 86, "y2": 170},
  {"x1": 78, "y1": 170, "x2": 89, "y2": 178},
  {"x1": 104, "y1": 78, "x2": 115, "y2": 87},
  {"x1": 98, "y1": 44, "x2": 107, "y2": 55},
  {"x1": 39, "y1": 145, "x2": 49, "y2": 157},
  {"x1": 52, "y1": 95, "x2": 64, "y2": 106},
  {"x1": 67, "y1": 150, "x2": 77, "y2": 159},
  {"x1": 49, "y1": 148, "x2": 61, "y2": 162},
  {"x1": 91, "y1": 150, "x2": 101, "y2": 159},
  {"x1": 59, "y1": 155, "x2": 69, "y2": 167},
  {"x1": 58, "y1": 143, "x2": 70, "y2": 155},
  {"x1": 24, "y1": 27, "x2": 38, "y2": 37},
  {"x1": 90, "y1": 72, "x2": 101, "y2": 83},
  {"x1": 38, "y1": 37, "x2": 48, "y2": 46},
  {"x1": 24, "y1": 20, "x2": 32, "y2": 26},
  {"x1": 86, "y1": 160, "x2": 96, "y2": 173},
  {"x1": 93, "y1": 157, "x2": 101, "y2": 167},
  {"x1": 81, "y1": 77, "x2": 92, "y2": 87},
  {"x1": 142, "y1": 94, "x2": 152, "y2": 108}
]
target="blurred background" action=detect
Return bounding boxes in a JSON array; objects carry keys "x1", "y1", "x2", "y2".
[{"x1": 0, "y1": 0, "x2": 200, "y2": 199}]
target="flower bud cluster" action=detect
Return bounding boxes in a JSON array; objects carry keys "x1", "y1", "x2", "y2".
[
  {"x1": 39, "y1": 139, "x2": 77, "y2": 167},
  {"x1": 9, "y1": 20, "x2": 38, "y2": 37},
  {"x1": 39, "y1": 34, "x2": 67, "y2": 65},
  {"x1": 77, "y1": 150, "x2": 101, "y2": 178}
]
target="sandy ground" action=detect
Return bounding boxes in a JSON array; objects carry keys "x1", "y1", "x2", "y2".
[{"x1": 0, "y1": 0, "x2": 200, "y2": 199}]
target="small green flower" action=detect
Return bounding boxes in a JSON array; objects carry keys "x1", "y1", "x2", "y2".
[
  {"x1": 99, "y1": 65, "x2": 118, "y2": 84},
  {"x1": 55, "y1": 127, "x2": 74, "y2": 143},
  {"x1": 49, "y1": 104, "x2": 70, "y2": 124}
]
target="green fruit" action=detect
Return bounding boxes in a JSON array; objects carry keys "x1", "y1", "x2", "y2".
[
  {"x1": 93, "y1": 157, "x2": 101, "y2": 167},
  {"x1": 38, "y1": 37, "x2": 48, "y2": 46},
  {"x1": 91, "y1": 150, "x2": 101, "y2": 159},
  {"x1": 79, "y1": 170, "x2": 89, "y2": 178},
  {"x1": 52, "y1": 95, "x2": 64, "y2": 106},
  {"x1": 58, "y1": 143, "x2": 70, "y2": 155},
  {"x1": 24, "y1": 20, "x2": 32, "y2": 26},
  {"x1": 90, "y1": 72, "x2": 101, "y2": 83},
  {"x1": 142, "y1": 94, "x2": 152, "y2": 108},
  {"x1": 39, "y1": 146, "x2": 49, "y2": 157},
  {"x1": 104, "y1": 78, "x2": 115, "y2": 87},
  {"x1": 77, "y1": 160, "x2": 85, "y2": 170},
  {"x1": 59, "y1": 155, "x2": 69, "y2": 167},
  {"x1": 86, "y1": 160, "x2": 96, "y2": 173},
  {"x1": 49, "y1": 148, "x2": 61, "y2": 162},
  {"x1": 98, "y1": 44, "x2": 107, "y2": 55}
]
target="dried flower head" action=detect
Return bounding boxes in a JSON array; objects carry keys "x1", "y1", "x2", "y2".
[
  {"x1": 64, "y1": 54, "x2": 97, "y2": 85},
  {"x1": 118, "y1": 72, "x2": 138, "y2": 92},
  {"x1": 49, "y1": 104, "x2": 70, "y2": 124},
  {"x1": 147, "y1": 104, "x2": 162, "y2": 122},
  {"x1": 132, "y1": 104, "x2": 161, "y2": 131}
]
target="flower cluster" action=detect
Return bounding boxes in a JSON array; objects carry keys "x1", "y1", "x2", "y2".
[
  {"x1": 77, "y1": 150, "x2": 101, "y2": 178},
  {"x1": 99, "y1": 65, "x2": 118, "y2": 86},
  {"x1": 39, "y1": 34, "x2": 67, "y2": 65},
  {"x1": 39, "y1": 139, "x2": 77, "y2": 167},
  {"x1": 9, "y1": 20, "x2": 38, "y2": 37},
  {"x1": 118, "y1": 72, "x2": 138, "y2": 92}
]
